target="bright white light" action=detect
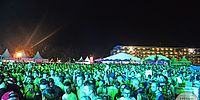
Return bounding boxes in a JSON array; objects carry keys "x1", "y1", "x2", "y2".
[
  {"x1": 16, "y1": 52, "x2": 22, "y2": 58},
  {"x1": 189, "y1": 49, "x2": 194, "y2": 53}
]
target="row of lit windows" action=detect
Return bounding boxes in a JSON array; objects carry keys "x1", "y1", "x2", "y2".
[
  {"x1": 122, "y1": 46, "x2": 200, "y2": 53},
  {"x1": 127, "y1": 51, "x2": 193, "y2": 55},
  {"x1": 125, "y1": 47, "x2": 179, "y2": 51},
  {"x1": 126, "y1": 50, "x2": 200, "y2": 54},
  {"x1": 124, "y1": 50, "x2": 200, "y2": 55},
  {"x1": 112, "y1": 50, "x2": 200, "y2": 55}
]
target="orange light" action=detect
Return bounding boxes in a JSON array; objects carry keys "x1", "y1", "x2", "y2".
[{"x1": 16, "y1": 52, "x2": 22, "y2": 58}]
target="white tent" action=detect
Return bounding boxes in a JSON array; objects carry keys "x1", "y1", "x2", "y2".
[
  {"x1": 100, "y1": 52, "x2": 141, "y2": 64},
  {"x1": 34, "y1": 51, "x2": 43, "y2": 59},
  {"x1": 85, "y1": 56, "x2": 90, "y2": 62},
  {"x1": 21, "y1": 50, "x2": 27, "y2": 58},
  {"x1": 78, "y1": 56, "x2": 84, "y2": 61},
  {"x1": 84, "y1": 56, "x2": 90, "y2": 64},
  {"x1": 103, "y1": 52, "x2": 141, "y2": 61},
  {"x1": 32, "y1": 51, "x2": 48, "y2": 63},
  {"x1": 2, "y1": 49, "x2": 12, "y2": 59},
  {"x1": 75, "y1": 56, "x2": 91, "y2": 64}
]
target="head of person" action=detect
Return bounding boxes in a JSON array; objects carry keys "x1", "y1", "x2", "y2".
[
  {"x1": 39, "y1": 79, "x2": 49, "y2": 91},
  {"x1": 33, "y1": 70, "x2": 38, "y2": 78},
  {"x1": 26, "y1": 76, "x2": 34, "y2": 84},
  {"x1": 65, "y1": 73, "x2": 70, "y2": 78},
  {"x1": 42, "y1": 73, "x2": 48, "y2": 79},
  {"x1": 95, "y1": 96, "x2": 103, "y2": 100},
  {"x1": 109, "y1": 73, "x2": 115, "y2": 84},
  {"x1": 159, "y1": 74, "x2": 167, "y2": 83},
  {"x1": 26, "y1": 71, "x2": 32, "y2": 77},
  {"x1": 130, "y1": 71, "x2": 135, "y2": 77},
  {"x1": 151, "y1": 81, "x2": 158, "y2": 93},
  {"x1": 50, "y1": 69, "x2": 54, "y2": 76},
  {"x1": 80, "y1": 96, "x2": 91, "y2": 100},
  {"x1": 122, "y1": 85, "x2": 131, "y2": 98},
  {"x1": 77, "y1": 74, "x2": 85, "y2": 87},
  {"x1": 131, "y1": 78, "x2": 140, "y2": 89},
  {"x1": 27, "y1": 83, "x2": 35, "y2": 93},
  {"x1": 58, "y1": 75, "x2": 64, "y2": 83},
  {"x1": 1, "y1": 91, "x2": 19, "y2": 100},
  {"x1": 117, "y1": 75, "x2": 123, "y2": 83},
  {"x1": 7, "y1": 77, "x2": 17, "y2": 85},
  {"x1": 49, "y1": 78, "x2": 55, "y2": 88},
  {"x1": 83, "y1": 81, "x2": 95, "y2": 96},
  {"x1": 99, "y1": 80, "x2": 105, "y2": 87},
  {"x1": 85, "y1": 72, "x2": 90, "y2": 80},
  {"x1": 17, "y1": 81, "x2": 23, "y2": 89},
  {"x1": 63, "y1": 81, "x2": 71, "y2": 94},
  {"x1": 0, "y1": 73, "x2": 5, "y2": 84},
  {"x1": 114, "y1": 81, "x2": 121, "y2": 89}
]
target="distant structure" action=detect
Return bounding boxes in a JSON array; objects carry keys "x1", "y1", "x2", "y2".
[
  {"x1": 0, "y1": 49, "x2": 48, "y2": 63},
  {"x1": 111, "y1": 45, "x2": 200, "y2": 65}
]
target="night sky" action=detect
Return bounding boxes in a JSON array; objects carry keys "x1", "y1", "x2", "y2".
[{"x1": 0, "y1": 0, "x2": 199, "y2": 59}]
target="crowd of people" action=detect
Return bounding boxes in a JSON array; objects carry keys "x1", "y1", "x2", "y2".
[{"x1": 0, "y1": 62, "x2": 199, "y2": 100}]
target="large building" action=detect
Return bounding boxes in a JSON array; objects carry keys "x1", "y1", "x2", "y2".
[{"x1": 111, "y1": 45, "x2": 200, "y2": 65}]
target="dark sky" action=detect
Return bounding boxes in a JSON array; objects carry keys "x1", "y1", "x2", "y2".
[{"x1": 0, "y1": 0, "x2": 199, "y2": 58}]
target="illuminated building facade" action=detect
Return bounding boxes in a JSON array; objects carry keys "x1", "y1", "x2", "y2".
[{"x1": 111, "y1": 45, "x2": 200, "y2": 65}]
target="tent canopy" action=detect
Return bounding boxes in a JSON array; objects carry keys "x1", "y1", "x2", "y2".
[
  {"x1": 34, "y1": 51, "x2": 43, "y2": 59},
  {"x1": 103, "y1": 52, "x2": 141, "y2": 61},
  {"x1": 78, "y1": 56, "x2": 84, "y2": 61},
  {"x1": 179, "y1": 56, "x2": 192, "y2": 65},
  {"x1": 144, "y1": 54, "x2": 170, "y2": 61},
  {"x1": 85, "y1": 56, "x2": 90, "y2": 62},
  {"x1": 171, "y1": 55, "x2": 178, "y2": 63},
  {"x1": 21, "y1": 50, "x2": 27, "y2": 58},
  {"x1": 181, "y1": 56, "x2": 189, "y2": 62},
  {"x1": 2, "y1": 49, "x2": 12, "y2": 59}
]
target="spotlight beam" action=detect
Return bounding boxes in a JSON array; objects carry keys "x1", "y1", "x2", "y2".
[
  {"x1": 31, "y1": 26, "x2": 62, "y2": 48},
  {"x1": 24, "y1": 14, "x2": 46, "y2": 48}
]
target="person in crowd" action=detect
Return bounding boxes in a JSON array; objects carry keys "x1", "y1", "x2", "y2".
[
  {"x1": 137, "y1": 82, "x2": 149, "y2": 100},
  {"x1": 83, "y1": 81, "x2": 97, "y2": 100},
  {"x1": 0, "y1": 61, "x2": 198, "y2": 100},
  {"x1": 62, "y1": 81, "x2": 77, "y2": 100},
  {"x1": 107, "y1": 80, "x2": 118, "y2": 100},
  {"x1": 33, "y1": 70, "x2": 41, "y2": 86},
  {"x1": 49, "y1": 78, "x2": 64, "y2": 99},
  {"x1": 24, "y1": 76, "x2": 39, "y2": 93},
  {"x1": 54, "y1": 75, "x2": 65, "y2": 91},
  {"x1": 0, "y1": 73, "x2": 6, "y2": 99},
  {"x1": 39, "y1": 79, "x2": 54, "y2": 100},
  {"x1": 118, "y1": 85, "x2": 136, "y2": 100},
  {"x1": 6, "y1": 77, "x2": 24, "y2": 100},
  {"x1": 130, "y1": 78, "x2": 140, "y2": 98},
  {"x1": 80, "y1": 96, "x2": 91, "y2": 100},
  {"x1": 76, "y1": 74, "x2": 86, "y2": 100},
  {"x1": 24, "y1": 83, "x2": 38, "y2": 100},
  {"x1": 17, "y1": 80, "x2": 24, "y2": 94},
  {"x1": 116, "y1": 75, "x2": 124, "y2": 85},
  {"x1": 149, "y1": 81, "x2": 164, "y2": 100},
  {"x1": 1, "y1": 91, "x2": 20, "y2": 100},
  {"x1": 97, "y1": 80, "x2": 106, "y2": 96}
]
